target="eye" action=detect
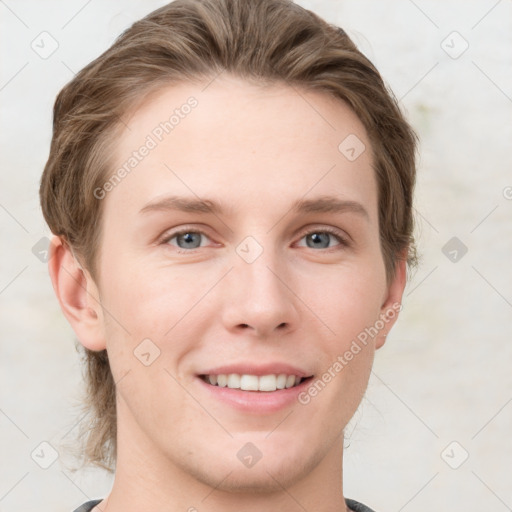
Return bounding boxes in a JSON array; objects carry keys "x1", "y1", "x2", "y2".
[
  {"x1": 296, "y1": 229, "x2": 347, "y2": 249},
  {"x1": 164, "y1": 230, "x2": 210, "y2": 250}
]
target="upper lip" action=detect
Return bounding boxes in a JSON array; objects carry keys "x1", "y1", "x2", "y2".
[{"x1": 198, "y1": 363, "x2": 313, "y2": 378}]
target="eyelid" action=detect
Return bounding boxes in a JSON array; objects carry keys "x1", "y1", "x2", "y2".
[
  {"x1": 158, "y1": 225, "x2": 216, "y2": 249},
  {"x1": 158, "y1": 224, "x2": 351, "y2": 252},
  {"x1": 295, "y1": 225, "x2": 351, "y2": 248}
]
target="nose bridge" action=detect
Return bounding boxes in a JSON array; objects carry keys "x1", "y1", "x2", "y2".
[
  {"x1": 241, "y1": 248, "x2": 282, "y2": 299},
  {"x1": 222, "y1": 240, "x2": 299, "y2": 335}
]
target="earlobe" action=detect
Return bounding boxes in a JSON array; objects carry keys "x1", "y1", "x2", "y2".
[
  {"x1": 375, "y1": 256, "x2": 407, "y2": 350},
  {"x1": 48, "y1": 235, "x2": 106, "y2": 351}
]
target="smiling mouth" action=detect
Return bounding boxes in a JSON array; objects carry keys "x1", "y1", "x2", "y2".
[{"x1": 199, "y1": 373, "x2": 314, "y2": 392}]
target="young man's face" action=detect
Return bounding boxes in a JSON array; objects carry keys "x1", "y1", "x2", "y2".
[{"x1": 76, "y1": 75, "x2": 405, "y2": 494}]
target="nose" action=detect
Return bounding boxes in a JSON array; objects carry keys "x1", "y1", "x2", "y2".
[{"x1": 220, "y1": 250, "x2": 300, "y2": 338}]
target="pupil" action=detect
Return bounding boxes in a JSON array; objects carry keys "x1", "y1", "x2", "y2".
[
  {"x1": 307, "y1": 232, "x2": 329, "y2": 248},
  {"x1": 178, "y1": 232, "x2": 201, "y2": 248}
]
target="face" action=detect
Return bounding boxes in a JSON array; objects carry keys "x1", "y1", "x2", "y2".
[{"x1": 88, "y1": 75, "x2": 404, "y2": 493}]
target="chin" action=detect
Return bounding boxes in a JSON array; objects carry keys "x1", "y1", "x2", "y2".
[
  {"x1": 193, "y1": 458, "x2": 311, "y2": 495},
  {"x1": 180, "y1": 436, "x2": 322, "y2": 494}
]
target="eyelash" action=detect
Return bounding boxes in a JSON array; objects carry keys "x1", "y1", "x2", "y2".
[
  {"x1": 159, "y1": 226, "x2": 350, "y2": 253},
  {"x1": 295, "y1": 227, "x2": 349, "y2": 250}
]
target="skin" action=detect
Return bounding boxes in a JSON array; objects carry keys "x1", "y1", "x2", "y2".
[{"x1": 49, "y1": 74, "x2": 406, "y2": 512}]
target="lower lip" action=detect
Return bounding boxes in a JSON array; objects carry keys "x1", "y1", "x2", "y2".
[{"x1": 196, "y1": 376, "x2": 313, "y2": 414}]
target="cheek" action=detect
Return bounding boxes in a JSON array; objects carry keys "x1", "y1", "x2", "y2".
[
  {"x1": 100, "y1": 251, "x2": 208, "y2": 337},
  {"x1": 305, "y1": 263, "x2": 386, "y2": 342},
  {"x1": 98, "y1": 253, "x2": 223, "y2": 389},
  {"x1": 300, "y1": 273, "x2": 383, "y2": 431},
  {"x1": 298, "y1": 261, "x2": 385, "y2": 405},
  {"x1": 98, "y1": 259, "x2": 209, "y2": 416}
]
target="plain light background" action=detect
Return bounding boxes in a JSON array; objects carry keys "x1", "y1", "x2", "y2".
[{"x1": 1, "y1": 1, "x2": 511, "y2": 511}]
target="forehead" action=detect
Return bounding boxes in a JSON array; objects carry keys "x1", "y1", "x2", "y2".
[{"x1": 106, "y1": 74, "x2": 377, "y2": 219}]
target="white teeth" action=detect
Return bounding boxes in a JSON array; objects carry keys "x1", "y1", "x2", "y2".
[
  {"x1": 258, "y1": 374, "x2": 276, "y2": 391},
  {"x1": 240, "y1": 374, "x2": 259, "y2": 391},
  {"x1": 227, "y1": 373, "x2": 241, "y2": 388},
  {"x1": 203, "y1": 373, "x2": 305, "y2": 392},
  {"x1": 276, "y1": 374, "x2": 287, "y2": 389},
  {"x1": 285, "y1": 375, "x2": 296, "y2": 389}
]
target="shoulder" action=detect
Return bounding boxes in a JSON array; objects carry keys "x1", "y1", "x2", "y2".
[
  {"x1": 72, "y1": 500, "x2": 103, "y2": 512},
  {"x1": 346, "y1": 497, "x2": 379, "y2": 512},
  {"x1": 75, "y1": 498, "x2": 376, "y2": 512}
]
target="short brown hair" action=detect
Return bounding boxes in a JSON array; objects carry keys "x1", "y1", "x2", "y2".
[{"x1": 40, "y1": 0, "x2": 418, "y2": 471}]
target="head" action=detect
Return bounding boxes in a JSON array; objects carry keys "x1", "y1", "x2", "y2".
[{"x1": 40, "y1": 0, "x2": 417, "y2": 483}]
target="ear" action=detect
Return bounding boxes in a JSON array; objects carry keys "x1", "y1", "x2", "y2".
[
  {"x1": 375, "y1": 256, "x2": 407, "y2": 350},
  {"x1": 48, "y1": 235, "x2": 107, "y2": 351}
]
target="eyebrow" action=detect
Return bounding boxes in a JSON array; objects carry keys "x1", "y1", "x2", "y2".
[
  {"x1": 291, "y1": 196, "x2": 369, "y2": 219},
  {"x1": 139, "y1": 194, "x2": 369, "y2": 220},
  {"x1": 139, "y1": 195, "x2": 223, "y2": 215}
]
